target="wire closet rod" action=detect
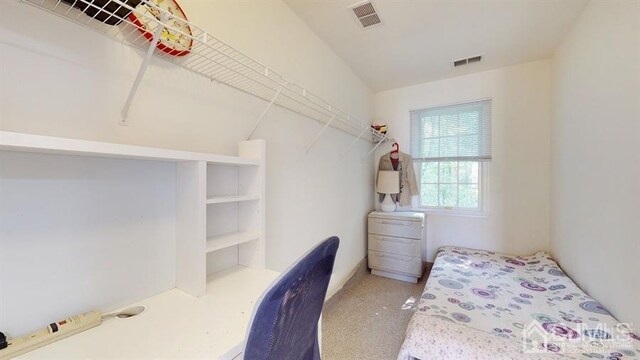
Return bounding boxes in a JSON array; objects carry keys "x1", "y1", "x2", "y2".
[{"x1": 21, "y1": 0, "x2": 391, "y2": 146}]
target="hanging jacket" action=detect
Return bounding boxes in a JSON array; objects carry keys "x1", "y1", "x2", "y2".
[{"x1": 377, "y1": 151, "x2": 418, "y2": 206}]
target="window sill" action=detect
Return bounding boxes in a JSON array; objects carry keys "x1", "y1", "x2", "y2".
[{"x1": 403, "y1": 207, "x2": 489, "y2": 219}]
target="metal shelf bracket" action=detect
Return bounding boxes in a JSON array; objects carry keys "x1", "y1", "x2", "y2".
[
  {"x1": 247, "y1": 86, "x2": 283, "y2": 140},
  {"x1": 339, "y1": 127, "x2": 369, "y2": 160},
  {"x1": 361, "y1": 135, "x2": 388, "y2": 162},
  {"x1": 120, "y1": 13, "x2": 168, "y2": 125},
  {"x1": 305, "y1": 114, "x2": 335, "y2": 153}
]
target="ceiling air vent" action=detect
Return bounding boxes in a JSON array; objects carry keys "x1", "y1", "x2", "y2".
[
  {"x1": 453, "y1": 55, "x2": 483, "y2": 67},
  {"x1": 350, "y1": 1, "x2": 382, "y2": 29}
]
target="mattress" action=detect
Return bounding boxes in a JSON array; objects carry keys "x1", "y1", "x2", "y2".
[{"x1": 397, "y1": 246, "x2": 640, "y2": 360}]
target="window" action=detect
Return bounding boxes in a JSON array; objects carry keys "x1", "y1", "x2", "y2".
[
  {"x1": 410, "y1": 100, "x2": 491, "y2": 211},
  {"x1": 419, "y1": 161, "x2": 481, "y2": 208}
]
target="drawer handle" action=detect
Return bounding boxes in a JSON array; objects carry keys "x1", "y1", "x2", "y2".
[
  {"x1": 378, "y1": 221, "x2": 412, "y2": 226},
  {"x1": 379, "y1": 253, "x2": 412, "y2": 262},
  {"x1": 377, "y1": 236, "x2": 412, "y2": 244}
]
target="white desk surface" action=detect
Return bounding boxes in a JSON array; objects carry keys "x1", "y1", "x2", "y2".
[{"x1": 19, "y1": 266, "x2": 279, "y2": 360}]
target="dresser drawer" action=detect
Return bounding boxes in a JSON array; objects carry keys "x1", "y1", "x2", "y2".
[
  {"x1": 368, "y1": 217, "x2": 422, "y2": 239},
  {"x1": 368, "y1": 234, "x2": 420, "y2": 256},
  {"x1": 368, "y1": 250, "x2": 422, "y2": 276}
]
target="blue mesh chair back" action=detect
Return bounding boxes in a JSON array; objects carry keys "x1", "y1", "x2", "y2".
[{"x1": 243, "y1": 236, "x2": 340, "y2": 360}]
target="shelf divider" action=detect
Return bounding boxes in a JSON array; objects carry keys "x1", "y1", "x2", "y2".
[
  {"x1": 206, "y1": 195, "x2": 260, "y2": 205},
  {"x1": 206, "y1": 231, "x2": 261, "y2": 253}
]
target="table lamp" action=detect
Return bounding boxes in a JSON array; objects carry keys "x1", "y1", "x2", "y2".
[{"x1": 377, "y1": 170, "x2": 400, "y2": 212}]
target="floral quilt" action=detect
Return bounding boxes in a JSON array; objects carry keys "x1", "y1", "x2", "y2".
[{"x1": 397, "y1": 246, "x2": 640, "y2": 360}]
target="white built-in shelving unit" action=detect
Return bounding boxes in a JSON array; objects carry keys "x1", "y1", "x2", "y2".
[
  {"x1": 0, "y1": 130, "x2": 273, "y2": 357},
  {"x1": 201, "y1": 141, "x2": 267, "y2": 292},
  {"x1": 0, "y1": 130, "x2": 268, "y2": 298}
]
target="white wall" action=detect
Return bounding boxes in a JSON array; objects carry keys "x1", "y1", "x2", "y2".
[
  {"x1": 0, "y1": 0, "x2": 374, "y2": 336},
  {"x1": 551, "y1": 0, "x2": 640, "y2": 327},
  {"x1": 0, "y1": 152, "x2": 177, "y2": 337},
  {"x1": 375, "y1": 60, "x2": 552, "y2": 261}
]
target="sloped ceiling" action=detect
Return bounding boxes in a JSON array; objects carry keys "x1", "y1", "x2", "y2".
[{"x1": 285, "y1": 0, "x2": 588, "y2": 91}]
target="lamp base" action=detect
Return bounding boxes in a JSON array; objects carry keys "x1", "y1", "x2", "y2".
[{"x1": 380, "y1": 194, "x2": 397, "y2": 212}]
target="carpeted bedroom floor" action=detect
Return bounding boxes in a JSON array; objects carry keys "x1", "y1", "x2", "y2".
[{"x1": 322, "y1": 269, "x2": 429, "y2": 360}]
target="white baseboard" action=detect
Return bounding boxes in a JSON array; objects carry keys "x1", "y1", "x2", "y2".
[{"x1": 325, "y1": 257, "x2": 367, "y2": 303}]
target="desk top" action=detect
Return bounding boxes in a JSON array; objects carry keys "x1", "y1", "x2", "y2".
[{"x1": 19, "y1": 266, "x2": 279, "y2": 360}]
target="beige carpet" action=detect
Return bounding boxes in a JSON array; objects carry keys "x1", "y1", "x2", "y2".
[{"x1": 322, "y1": 270, "x2": 429, "y2": 360}]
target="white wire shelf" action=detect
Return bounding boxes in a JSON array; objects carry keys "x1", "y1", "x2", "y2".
[{"x1": 22, "y1": 0, "x2": 391, "y2": 145}]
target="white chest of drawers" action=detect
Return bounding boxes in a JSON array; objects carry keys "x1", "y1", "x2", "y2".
[{"x1": 367, "y1": 211, "x2": 425, "y2": 283}]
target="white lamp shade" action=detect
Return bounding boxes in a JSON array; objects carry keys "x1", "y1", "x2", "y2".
[{"x1": 377, "y1": 170, "x2": 400, "y2": 194}]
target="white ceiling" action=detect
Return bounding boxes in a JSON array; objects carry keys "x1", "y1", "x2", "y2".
[{"x1": 285, "y1": 0, "x2": 588, "y2": 91}]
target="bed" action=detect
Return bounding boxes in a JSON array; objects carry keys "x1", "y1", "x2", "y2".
[{"x1": 397, "y1": 246, "x2": 640, "y2": 360}]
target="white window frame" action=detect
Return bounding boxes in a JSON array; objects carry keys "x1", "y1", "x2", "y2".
[
  {"x1": 413, "y1": 160, "x2": 489, "y2": 217},
  {"x1": 409, "y1": 98, "x2": 492, "y2": 217}
]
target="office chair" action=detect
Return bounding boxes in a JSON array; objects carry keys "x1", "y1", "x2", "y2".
[{"x1": 242, "y1": 236, "x2": 340, "y2": 360}]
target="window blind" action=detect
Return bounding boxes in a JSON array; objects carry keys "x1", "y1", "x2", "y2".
[{"x1": 410, "y1": 100, "x2": 492, "y2": 162}]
